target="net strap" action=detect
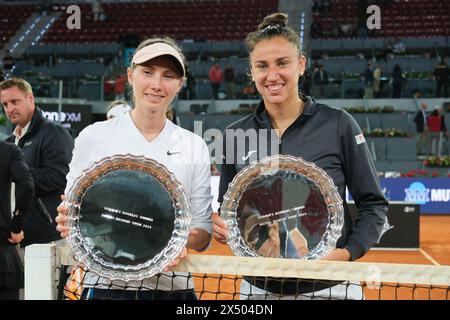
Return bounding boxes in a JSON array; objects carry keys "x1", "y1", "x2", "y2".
[
  {"x1": 57, "y1": 246, "x2": 450, "y2": 286},
  {"x1": 173, "y1": 255, "x2": 450, "y2": 286}
]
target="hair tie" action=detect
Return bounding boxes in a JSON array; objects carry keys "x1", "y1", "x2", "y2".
[{"x1": 261, "y1": 24, "x2": 285, "y2": 34}]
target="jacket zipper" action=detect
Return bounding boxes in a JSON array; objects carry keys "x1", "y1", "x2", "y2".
[
  {"x1": 38, "y1": 198, "x2": 53, "y2": 223},
  {"x1": 278, "y1": 135, "x2": 282, "y2": 154}
]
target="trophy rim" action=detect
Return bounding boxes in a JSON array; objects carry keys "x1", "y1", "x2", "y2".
[
  {"x1": 65, "y1": 154, "x2": 191, "y2": 282},
  {"x1": 221, "y1": 154, "x2": 344, "y2": 260}
]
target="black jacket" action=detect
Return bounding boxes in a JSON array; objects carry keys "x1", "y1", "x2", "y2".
[
  {"x1": 0, "y1": 141, "x2": 34, "y2": 289},
  {"x1": 414, "y1": 110, "x2": 427, "y2": 133},
  {"x1": 219, "y1": 96, "x2": 388, "y2": 259},
  {"x1": 440, "y1": 114, "x2": 447, "y2": 133},
  {"x1": 434, "y1": 63, "x2": 449, "y2": 84},
  {"x1": 6, "y1": 107, "x2": 74, "y2": 246},
  {"x1": 218, "y1": 96, "x2": 388, "y2": 293}
]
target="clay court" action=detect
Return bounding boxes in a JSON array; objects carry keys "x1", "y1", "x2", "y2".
[{"x1": 190, "y1": 215, "x2": 450, "y2": 300}]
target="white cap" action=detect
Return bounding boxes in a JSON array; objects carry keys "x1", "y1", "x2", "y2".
[
  {"x1": 131, "y1": 42, "x2": 185, "y2": 77},
  {"x1": 107, "y1": 104, "x2": 132, "y2": 119}
]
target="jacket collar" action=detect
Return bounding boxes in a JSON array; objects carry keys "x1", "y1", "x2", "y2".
[
  {"x1": 9, "y1": 107, "x2": 44, "y2": 142},
  {"x1": 253, "y1": 94, "x2": 317, "y2": 129},
  {"x1": 24, "y1": 107, "x2": 44, "y2": 138}
]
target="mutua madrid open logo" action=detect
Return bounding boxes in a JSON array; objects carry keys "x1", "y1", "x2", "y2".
[{"x1": 404, "y1": 182, "x2": 430, "y2": 204}]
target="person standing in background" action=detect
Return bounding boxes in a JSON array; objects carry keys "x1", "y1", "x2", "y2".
[
  {"x1": 0, "y1": 141, "x2": 34, "y2": 300},
  {"x1": 391, "y1": 64, "x2": 404, "y2": 98},
  {"x1": 208, "y1": 63, "x2": 223, "y2": 99},
  {"x1": 437, "y1": 106, "x2": 448, "y2": 156},
  {"x1": 363, "y1": 62, "x2": 374, "y2": 98},
  {"x1": 224, "y1": 65, "x2": 236, "y2": 99},
  {"x1": 313, "y1": 64, "x2": 328, "y2": 98},
  {"x1": 114, "y1": 75, "x2": 127, "y2": 100},
  {"x1": 0, "y1": 78, "x2": 73, "y2": 248},
  {"x1": 414, "y1": 103, "x2": 428, "y2": 156},
  {"x1": 373, "y1": 64, "x2": 382, "y2": 98},
  {"x1": 427, "y1": 108, "x2": 442, "y2": 156},
  {"x1": 434, "y1": 58, "x2": 449, "y2": 98}
]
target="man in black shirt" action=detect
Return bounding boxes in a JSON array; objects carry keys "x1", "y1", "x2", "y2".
[{"x1": 434, "y1": 58, "x2": 449, "y2": 98}]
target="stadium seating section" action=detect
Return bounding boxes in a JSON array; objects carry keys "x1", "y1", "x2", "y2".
[
  {"x1": 312, "y1": 0, "x2": 449, "y2": 39},
  {"x1": 42, "y1": 0, "x2": 278, "y2": 43},
  {"x1": 0, "y1": 4, "x2": 37, "y2": 48}
]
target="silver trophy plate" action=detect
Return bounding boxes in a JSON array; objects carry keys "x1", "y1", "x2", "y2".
[
  {"x1": 221, "y1": 155, "x2": 344, "y2": 260},
  {"x1": 65, "y1": 154, "x2": 191, "y2": 282}
]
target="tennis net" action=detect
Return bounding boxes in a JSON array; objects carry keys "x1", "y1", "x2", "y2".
[{"x1": 24, "y1": 243, "x2": 450, "y2": 300}]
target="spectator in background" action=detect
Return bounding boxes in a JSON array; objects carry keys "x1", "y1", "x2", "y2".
[
  {"x1": 186, "y1": 66, "x2": 196, "y2": 100},
  {"x1": 373, "y1": 64, "x2": 382, "y2": 98},
  {"x1": 224, "y1": 65, "x2": 236, "y2": 99},
  {"x1": 208, "y1": 63, "x2": 222, "y2": 99},
  {"x1": 242, "y1": 81, "x2": 257, "y2": 99},
  {"x1": 434, "y1": 58, "x2": 449, "y2": 98},
  {"x1": 313, "y1": 64, "x2": 328, "y2": 98},
  {"x1": 310, "y1": 20, "x2": 322, "y2": 38},
  {"x1": 391, "y1": 64, "x2": 404, "y2": 98},
  {"x1": 114, "y1": 75, "x2": 127, "y2": 100},
  {"x1": 340, "y1": 22, "x2": 354, "y2": 37},
  {"x1": 381, "y1": 40, "x2": 393, "y2": 62},
  {"x1": 427, "y1": 108, "x2": 442, "y2": 156},
  {"x1": 2, "y1": 51, "x2": 14, "y2": 71},
  {"x1": 312, "y1": 0, "x2": 321, "y2": 13},
  {"x1": 106, "y1": 100, "x2": 132, "y2": 120},
  {"x1": 180, "y1": 65, "x2": 196, "y2": 100},
  {"x1": 0, "y1": 141, "x2": 34, "y2": 300},
  {"x1": 91, "y1": 0, "x2": 103, "y2": 22},
  {"x1": 299, "y1": 68, "x2": 312, "y2": 96},
  {"x1": 322, "y1": 0, "x2": 331, "y2": 13},
  {"x1": 414, "y1": 103, "x2": 428, "y2": 156},
  {"x1": 364, "y1": 62, "x2": 374, "y2": 98},
  {"x1": 0, "y1": 78, "x2": 74, "y2": 249},
  {"x1": 392, "y1": 39, "x2": 406, "y2": 54},
  {"x1": 103, "y1": 77, "x2": 115, "y2": 100},
  {"x1": 413, "y1": 89, "x2": 422, "y2": 100},
  {"x1": 438, "y1": 106, "x2": 448, "y2": 156}
]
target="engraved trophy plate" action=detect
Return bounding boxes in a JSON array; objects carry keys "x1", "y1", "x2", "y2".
[
  {"x1": 221, "y1": 155, "x2": 344, "y2": 260},
  {"x1": 65, "y1": 154, "x2": 191, "y2": 282}
]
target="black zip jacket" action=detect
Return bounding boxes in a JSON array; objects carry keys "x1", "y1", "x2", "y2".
[
  {"x1": 0, "y1": 141, "x2": 34, "y2": 289},
  {"x1": 6, "y1": 107, "x2": 74, "y2": 246},
  {"x1": 218, "y1": 96, "x2": 388, "y2": 294}
]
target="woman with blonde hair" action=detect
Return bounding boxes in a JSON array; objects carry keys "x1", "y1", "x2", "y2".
[{"x1": 56, "y1": 37, "x2": 212, "y2": 300}]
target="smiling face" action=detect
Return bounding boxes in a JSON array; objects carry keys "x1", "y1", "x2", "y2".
[
  {"x1": 250, "y1": 36, "x2": 305, "y2": 109},
  {"x1": 1, "y1": 86, "x2": 35, "y2": 128},
  {"x1": 127, "y1": 56, "x2": 183, "y2": 115}
]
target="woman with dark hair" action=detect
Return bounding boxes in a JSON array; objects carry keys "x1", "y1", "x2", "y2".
[{"x1": 212, "y1": 13, "x2": 388, "y2": 300}]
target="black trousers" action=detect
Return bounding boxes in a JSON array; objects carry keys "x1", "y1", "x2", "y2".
[
  {"x1": 436, "y1": 82, "x2": 448, "y2": 97},
  {"x1": 211, "y1": 83, "x2": 220, "y2": 99},
  {"x1": 0, "y1": 288, "x2": 20, "y2": 300}
]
